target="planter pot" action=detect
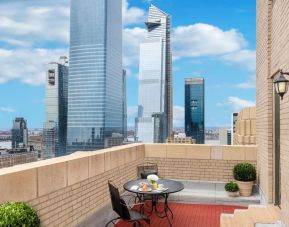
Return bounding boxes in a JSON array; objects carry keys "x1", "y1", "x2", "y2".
[
  {"x1": 227, "y1": 191, "x2": 239, "y2": 197},
  {"x1": 236, "y1": 181, "x2": 254, "y2": 197}
]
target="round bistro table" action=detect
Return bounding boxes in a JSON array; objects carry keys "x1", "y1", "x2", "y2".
[{"x1": 123, "y1": 179, "x2": 184, "y2": 227}]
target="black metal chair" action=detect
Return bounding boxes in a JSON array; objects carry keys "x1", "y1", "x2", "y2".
[
  {"x1": 137, "y1": 162, "x2": 158, "y2": 179},
  {"x1": 105, "y1": 181, "x2": 150, "y2": 227}
]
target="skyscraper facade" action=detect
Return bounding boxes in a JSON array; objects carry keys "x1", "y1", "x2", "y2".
[
  {"x1": 67, "y1": 0, "x2": 123, "y2": 153},
  {"x1": 43, "y1": 56, "x2": 68, "y2": 158},
  {"x1": 11, "y1": 117, "x2": 28, "y2": 149},
  {"x1": 135, "y1": 4, "x2": 172, "y2": 143},
  {"x1": 122, "y1": 70, "x2": 127, "y2": 141},
  {"x1": 185, "y1": 78, "x2": 205, "y2": 144}
]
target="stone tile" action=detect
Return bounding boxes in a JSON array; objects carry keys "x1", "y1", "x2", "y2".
[{"x1": 38, "y1": 162, "x2": 67, "y2": 196}]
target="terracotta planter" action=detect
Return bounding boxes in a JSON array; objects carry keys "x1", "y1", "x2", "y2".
[
  {"x1": 227, "y1": 191, "x2": 239, "y2": 197},
  {"x1": 236, "y1": 181, "x2": 253, "y2": 197}
]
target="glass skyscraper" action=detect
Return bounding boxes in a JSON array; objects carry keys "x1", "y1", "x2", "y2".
[
  {"x1": 43, "y1": 56, "x2": 68, "y2": 158},
  {"x1": 136, "y1": 4, "x2": 172, "y2": 143},
  {"x1": 185, "y1": 78, "x2": 205, "y2": 144},
  {"x1": 67, "y1": 0, "x2": 123, "y2": 153},
  {"x1": 11, "y1": 117, "x2": 28, "y2": 149}
]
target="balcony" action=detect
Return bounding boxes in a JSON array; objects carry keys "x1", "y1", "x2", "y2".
[{"x1": 0, "y1": 144, "x2": 280, "y2": 226}]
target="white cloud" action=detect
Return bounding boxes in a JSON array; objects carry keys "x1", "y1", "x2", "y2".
[
  {"x1": 227, "y1": 96, "x2": 255, "y2": 112},
  {"x1": 123, "y1": 27, "x2": 146, "y2": 67},
  {"x1": 0, "y1": 48, "x2": 68, "y2": 85},
  {"x1": 122, "y1": 0, "x2": 146, "y2": 25},
  {"x1": 0, "y1": 107, "x2": 16, "y2": 113},
  {"x1": 173, "y1": 106, "x2": 184, "y2": 127},
  {"x1": 236, "y1": 81, "x2": 255, "y2": 89},
  {"x1": 222, "y1": 49, "x2": 256, "y2": 72},
  {"x1": 235, "y1": 74, "x2": 256, "y2": 89},
  {"x1": 172, "y1": 23, "x2": 247, "y2": 59},
  {"x1": 0, "y1": 5, "x2": 69, "y2": 46}
]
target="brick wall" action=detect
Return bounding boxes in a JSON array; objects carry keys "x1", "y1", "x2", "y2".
[
  {"x1": 0, "y1": 144, "x2": 257, "y2": 226},
  {"x1": 256, "y1": 0, "x2": 274, "y2": 205},
  {"x1": 145, "y1": 144, "x2": 257, "y2": 182},
  {"x1": 257, "y1": 0, "x2": 289, "y2": 225},
  {"x1": 0, "y1": 144, "x2": 145, "y2": 227}
]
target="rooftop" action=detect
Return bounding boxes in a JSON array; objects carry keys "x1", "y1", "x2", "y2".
[{"x1": 0, "y1": 143, "x2": 280, "y2": 226}]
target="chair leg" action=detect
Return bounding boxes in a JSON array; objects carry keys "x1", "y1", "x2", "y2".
[
  {"x1": 133, "y1": 222, "x2": 136, "y2": 227},
  {"x1": 104, "y1": 217, "x2": 121, "y2": 227}
]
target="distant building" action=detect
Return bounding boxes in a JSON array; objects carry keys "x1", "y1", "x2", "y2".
[
  {"x1": 123, "y1": 70, "x2": 127, "y2": 141},
  {"x1": 11, "y1": 117, "x2": 28, "y2": 149},
  {"x1": 66, "y1": 0, "x2": 123, "y2": 153},
  {"x1": 104, "y1": 133, "x2": 123, "y2": 148},
  {"x1": 185, "y1": 78, "x2": 205, "y2": 144},
  {"x1": 28, "y1": 135, "x2": 43, "y2": 151},
  {"x1": 43, "y1": 56, "x2": 68, "y2": 158},
  {"x1": 231, "y1": 112, "x2": 239, "y2": 144},
  {"x1": 152, "y1": 112, "x2": 165, "y2": 143},
  {"x1": 166, "y1": 133, "x2": 196, "y2": 144},
  {"x1": 135, "y1": 4, "x2": 172, "y2": 143},
  {"x1": 219, "y1": 128, "x2": 231, "y2": 145},
  {"x1": 234, "y1": 107, "x2": 256, "y2": 145}
]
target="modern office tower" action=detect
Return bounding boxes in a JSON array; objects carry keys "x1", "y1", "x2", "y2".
[
  {"x1": 231, "y1": 112, "x2": 238, "y2": 144},
  {"x1": 67, "y1": 0, "x2": 123, "y2": 153},
  {"x1": 219, "y1": 128, "x2": 232, "y2": 145},
  {"x1": 11, "y1": 117, "x2": 28, "y2": 149},
  {"x1": 135, "y1": 4, "x2": 172, "y2": 143},
  {"x1": 185, "y1": 78, "x2": 205, "y2": 144},
  {"x1": 43, "y1": 56, "x2": 68, "y2": 158},
  {"x1": 122, "y1": 70, "x2": 127, "y2": 141}
]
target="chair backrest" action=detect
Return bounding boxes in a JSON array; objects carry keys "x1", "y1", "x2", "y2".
[
  {"x1": 108, "y1": 181, "x2": 131, "y2": 220},
  {"x1": 138, "y1": 162, "x2": 158, "y2": 179}
]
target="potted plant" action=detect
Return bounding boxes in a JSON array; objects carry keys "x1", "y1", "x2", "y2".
[
  {"x1": 233, "y1": 162, "x2": 256, "y2": 197},
  {"x1": 225, "y1": 181, "x2": 239, "y2": 197},
  {"x1": 0, "y1": 202, "x2": 40, "y2": 227}
]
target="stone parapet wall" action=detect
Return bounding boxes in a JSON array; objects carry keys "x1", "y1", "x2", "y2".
[
  {"x1": 0, "y1": 144, "x2": 144, "y2": 227},
  {"x1": 0, "y1": 143, "x2": 257, "y2": 226},
  {"x1": 145, "y1": 144, "x2": 257, "y2": 182}
]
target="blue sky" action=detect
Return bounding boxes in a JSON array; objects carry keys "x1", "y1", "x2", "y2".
[{"x1": 0, "y1": 0, "x2": 256, "y2": 129}]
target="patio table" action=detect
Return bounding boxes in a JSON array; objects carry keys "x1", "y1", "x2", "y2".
[{"x1": 123, "y1": 179, "x2": 184, "y2": 226}]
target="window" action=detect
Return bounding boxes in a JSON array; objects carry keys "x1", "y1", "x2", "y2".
[{"x1": 48, "y1": 69, "x2": 55, "y2": 85}]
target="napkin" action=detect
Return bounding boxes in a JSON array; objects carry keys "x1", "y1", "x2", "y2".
[{"x1": 130, "y1": 185, "x2": 138, "y2": 190}]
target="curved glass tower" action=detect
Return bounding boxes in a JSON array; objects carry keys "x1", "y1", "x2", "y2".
[
  {"x1": 67, "y1": 0, "x2": 123, "y2": 153},
  {"x1": 135, "y1": 4, "x2": 172, "y2": 143}
]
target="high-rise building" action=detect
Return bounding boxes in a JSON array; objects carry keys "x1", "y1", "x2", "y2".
[
  {"x1": 67, "y1": 0, "x2": 123, "y2": 153},
  {"x1": 43, "y1": 56, "x2": 68, "y2": 158},
  {"x1": 11, "y1": 117, "x2": 28, "y2": 149},
  {"x1": 219, "y1": 128, "x2": 231, "y2": 145},
  {"x1": 135, "y1": 4, "x2": 172, "y2": 143},
  {"x1": 185, "y1": 78, "x2": 205, "y2": 144},
  {"x1": 122, "y1": 70, "x2": 127, "y2": 141},
  {"x1": 231, "y1": 112, "x2": 238, "y2": 144}
]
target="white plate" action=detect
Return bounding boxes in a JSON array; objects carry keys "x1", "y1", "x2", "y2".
[
  {"x1": 138, "y1": 187, "x2": 152, "y2": 192},
  {"x1": 154, "y1": 188, "x2": 168, "y2": 192}
]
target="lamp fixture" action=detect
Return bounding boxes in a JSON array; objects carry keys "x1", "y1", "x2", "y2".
[{"x1": 273, "y1": 69, "x2": 289, "y2": 100}]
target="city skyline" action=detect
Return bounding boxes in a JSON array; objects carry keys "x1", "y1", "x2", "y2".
[{"x1": 0, "y1": 0, "x2": 256, "y2": 129}]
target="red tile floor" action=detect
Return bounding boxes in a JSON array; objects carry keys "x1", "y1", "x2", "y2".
[{"x1": 116, "y1": 202, "x2": 245, "y2": 227}]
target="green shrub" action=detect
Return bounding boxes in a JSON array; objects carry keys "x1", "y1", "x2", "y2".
[
  {"x1": 233, "y1": 162, "x2": 256, "y2": 182},
  {"x1": 0, "y1": 202, "x2": 40, "y2": 227},
  {"x1": 225, "y1": 181, "x2": 239, "y2": 192}
]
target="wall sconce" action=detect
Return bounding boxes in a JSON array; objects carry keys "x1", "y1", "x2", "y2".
[{"x1": 273, "y1": 69, "x2": 289, "y2": 100}]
